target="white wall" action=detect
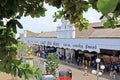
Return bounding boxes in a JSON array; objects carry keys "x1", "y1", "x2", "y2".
[{"x1": 56, "y1": 18, "x2": 75, "y2": 38}]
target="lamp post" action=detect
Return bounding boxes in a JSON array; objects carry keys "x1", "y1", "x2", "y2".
[{"x1": 92, "y1": 58, "x2": 105, "y2": 80}]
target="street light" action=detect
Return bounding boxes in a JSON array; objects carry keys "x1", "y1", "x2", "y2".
[
  {"x1": 92, "y1": 58, "x2": 105, "y2": 80},
  {"x1": 96, "y1": 58, "x2": 101, "y2": 63}
]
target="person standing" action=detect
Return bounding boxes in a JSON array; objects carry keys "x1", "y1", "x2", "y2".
[
  {"x1": 77, "y1": 57, "x2": 80, "y2": 65},
  {"x1": 110, "y1": 68, "x2": 117, "y2": 80},
  {"x1": 83, "y1": 66, "x2": 88, "y2": 76}
]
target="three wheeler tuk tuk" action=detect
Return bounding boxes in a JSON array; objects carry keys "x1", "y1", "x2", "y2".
[{"x1": 58, "y1": 69, "x2": 72, "y2": 80}]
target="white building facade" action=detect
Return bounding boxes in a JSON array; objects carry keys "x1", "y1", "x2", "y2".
[
  {"x1": 56, "y1": 18, "x2": 75, "y2": 38},
  {"x1": 20, "y1": 19, "x2": 120, "y2": 67}
]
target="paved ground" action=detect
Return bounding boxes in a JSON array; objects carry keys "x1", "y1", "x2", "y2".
[
  {"x1": 0, "y1": 57, "x2": 120, "y2": 80},
  {"x1": 60, "y1": 61, "x2": 120, "y2": 80},
  {"x1": 0, "y1": 72, "x2": 23, "y2": 80},
  {"x1": 58, "y1": 63, "x2": 108, "y2": 80}
]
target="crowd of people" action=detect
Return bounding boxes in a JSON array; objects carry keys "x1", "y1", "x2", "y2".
[
  {"x1": 57, "y1": 53, "x2": 120, "y2": 80},
  {"x1": 34, "y1": 48, "x2": 120, "y2": 80}
]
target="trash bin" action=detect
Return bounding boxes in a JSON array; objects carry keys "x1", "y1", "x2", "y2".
[
  {"x1": 43, "y1": 74, "x2": 57, "y2": 80},
  {"x1": 59, "y1": 69, "x2": 72, "y2": 80}
]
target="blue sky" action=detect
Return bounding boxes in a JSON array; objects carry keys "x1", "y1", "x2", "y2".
[{"x1": 18, "y1": 4, "x2": 102, "y2": 33}]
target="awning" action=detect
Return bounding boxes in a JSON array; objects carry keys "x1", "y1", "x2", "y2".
[{"x1": 20, "y1": 37, "x2": 120, "y2": 53}]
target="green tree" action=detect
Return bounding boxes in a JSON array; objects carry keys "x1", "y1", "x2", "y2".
[
  {"x1": 11, "y1": 61, "x2": 43, "y2": 80},
  {"x1": 17, "y1": 41, "x2": 30, "y2": 58},
  {"x1": 45, "y1": 53, "x2": 60, "y2": 76},
  {"x1": 46, "y1": 0, "x2": 120, "y2": 30},
  {"x1": 0, "y1": 0, "x2": 46, "y2": 75},
  {"x1": 0, "y1": 0, "x2": 120, "y2": 78}
]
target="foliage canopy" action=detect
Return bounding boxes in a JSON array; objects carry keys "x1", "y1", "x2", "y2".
[
  {"x1": 45, "y1": 53, "x2": 60, "y2": 76},
  {"x1": 0, "y1": 0, "x2": 120, "y2": 78}
]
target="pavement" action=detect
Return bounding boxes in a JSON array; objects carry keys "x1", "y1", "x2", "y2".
[
  {"x1": 0, "y1": 72, "x2": 23, "y2": 80},
  {"x1": 0, "y1": 57, "x2": 120, "y2": 80},
  {"x1": 60, "y1": 61, "x2": 120, "y2": 80}
]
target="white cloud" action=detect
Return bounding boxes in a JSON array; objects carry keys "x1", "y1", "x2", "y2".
[
  {"x1": 87, "y1": 16, "x2": 97, "y2": 23},
  {"x1": 83, "y1": 8, "x2": 102, "y2": 23},
  {"x1": 18, "y1": 4, "x2": 62, "y2": 33},
  {"x1": 18, "y1": 6, "x2": 102, "y2": 33}
]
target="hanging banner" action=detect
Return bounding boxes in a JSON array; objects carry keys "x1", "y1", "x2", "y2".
[{"x1": 20, "y1": 37, "x2": 120, "y2": 53}]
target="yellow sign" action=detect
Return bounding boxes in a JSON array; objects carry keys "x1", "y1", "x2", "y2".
[{"x1": 29, "y1": 52, "x2": 34, "y2": 58}]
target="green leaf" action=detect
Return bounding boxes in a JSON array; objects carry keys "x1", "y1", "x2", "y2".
[
  {"x1": 14, "y1": 20, "x2": 23, "y2": 29},
  {"x1": 24, "y1": 72, "x2": 28, "y2": 79},
  {"x1": 112, "y1": 24, "x2": 116, "y2": 29},
  {"x1": 13, "y1": 66, "x2": 17, "y2": 76},
  {"x1": 4, "y1": 0, "x2": 18, "y2": 12},
  {"x1": 11, "y1": 37, "x2": 18, "y2": 44},
  {"x1": 53, "y1": 18, "x2": 57, "y2": 22},
  {"x1": 13, "y1": 60, "x2": 21, "y2": 65},
  {"x1": 0, "y1": 21, "x2": 4, "y2": 26},
  {"x1": 0, "y1": 0, "x2": 8, "y2": 7},
  {"x1": 18, "y1": 69, "x2": 23, "y2": 78},
  {"x1": 0, "y1": 26, "x2": 6, "y2": 29},
  {"x1": 97, "y1": 0, "x2": 119, "y2": 14},
  {"x1": 103, "y1": 21, "x2": 110, "y2": 28},
  {"x1": 13, "y1": 26, "x2": 17, "y2": 33},
  {"x1": 0, "y1": 62, "x2": 5, "y2": 72},
  {"x1": 35, "y1": 73, "x2": 43, "y2": 80},
  {"x1": 35, "y1": 74, "x2": 39, "y2": 80},
  {"x1": 111, "y1": 21, "x2": 117, "y2": 29},
  {"x1": 27, "y1": 68, "x2": 34, "y2": 75}
]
